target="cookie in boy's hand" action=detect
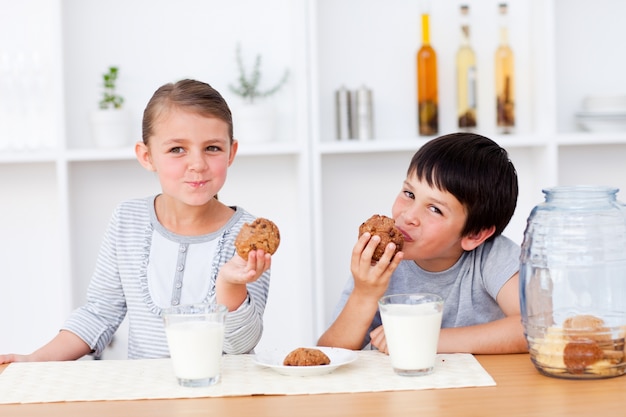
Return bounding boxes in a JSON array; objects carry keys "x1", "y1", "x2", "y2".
[
  {"x1": 234, "y1": 218, "x2": 281, "y2": 259},
  {"x1": 358, "y1": 214, "x2": 404, "y2": 261}
]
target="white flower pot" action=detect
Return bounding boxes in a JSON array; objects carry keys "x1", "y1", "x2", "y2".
[
  {"x1": 232, "y1": 101, "x2": 276, "y2": 143},
  {"x1": 90, "y1": 109, "x2": 131, "y2": 148}
]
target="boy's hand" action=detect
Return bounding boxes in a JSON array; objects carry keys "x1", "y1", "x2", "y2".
[
  {"x1": 369, "y1": 325, "x2": 389, "y2": 354},
  {"x1": 316, "y1": 233, "x2": 403, "y2": 351},
  {"x1": 351, "y1": 232, "x2": 403, "y2": 300}
]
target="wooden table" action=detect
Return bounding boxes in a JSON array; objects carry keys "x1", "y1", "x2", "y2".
[{"x1": 1, "y1": 354, "x2": 625, "y2": 416}]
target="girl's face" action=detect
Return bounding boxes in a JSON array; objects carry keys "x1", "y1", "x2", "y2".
[
  {"x1": 391, "y1": 172, "x2": 468, "y2": 272},
  {"x1": 137, "y1": 106, "x2": 236, "y2": 207}
]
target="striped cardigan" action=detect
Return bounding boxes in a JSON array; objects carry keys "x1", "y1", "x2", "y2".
[{"x1": 63, "y1": 196, "x2": 270, "y2": 358}]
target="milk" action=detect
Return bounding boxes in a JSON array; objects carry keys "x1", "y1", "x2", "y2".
[
  {"x1": 380, "y1": 302, "x2": 443, "y2": 373},
  {"x1": 165, "y1": 321, "x2": 224, "y2": 380}
]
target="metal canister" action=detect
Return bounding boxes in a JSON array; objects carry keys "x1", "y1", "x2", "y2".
[
  {"x1": 355, "y1": 85, "x2": 373, "y2": 140},
  {"x1": 335, "y1": 86, "x2": 352, "y2": 140}
]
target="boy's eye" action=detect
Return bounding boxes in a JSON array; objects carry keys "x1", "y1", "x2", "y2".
[
  {"x1": 429, "y1": 206, "x2": 442, "y2": 215},
  {"x1": 404, "y1": 190, "x2": 415, "y2": 199}
]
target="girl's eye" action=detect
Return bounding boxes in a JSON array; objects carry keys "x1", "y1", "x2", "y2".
[
  {"x1": 169, "y1": 146, "x2": 184, "y2": 154},
  {"x1": 206, "y1": 145, "x2": 221, "y2": 152}
]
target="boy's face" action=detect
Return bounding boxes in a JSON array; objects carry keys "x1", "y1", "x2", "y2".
[{"x1": 391, "y1": 172, "x2": 468, "y2": 272}]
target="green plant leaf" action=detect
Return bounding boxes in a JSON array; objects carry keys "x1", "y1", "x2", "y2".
[{"x1": 228, "y1": 43, "x2": 289, "y2": 104}]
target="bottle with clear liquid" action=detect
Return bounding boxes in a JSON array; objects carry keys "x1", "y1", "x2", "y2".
[
  {"x1": 456, "y1": 4, "x2": 477, "y2": 131},
  {"x1": 416, "y1": 9, "x2": 438, "y2": 136},
  {"x1": 495, "y1": 2, "x2": 515, "y2": 133},
  {"x1": 520, "y1": 186, "x2": 626, "y2": 379}
]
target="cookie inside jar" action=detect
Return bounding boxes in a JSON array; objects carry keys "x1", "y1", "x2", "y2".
[{"x1": 529, "y1": 314, "x2": 626, "y2": 379}]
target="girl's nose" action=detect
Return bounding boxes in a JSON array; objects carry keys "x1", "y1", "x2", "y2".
[{"x1": 188, "y1": 151, "x2": 208, "y2": 171}]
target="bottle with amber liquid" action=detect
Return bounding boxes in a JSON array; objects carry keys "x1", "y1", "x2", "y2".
[
  {"x1": 495, "y1": 2, "x2": 515, "y2": 133},
  {"x1": 456, "y1": 4, "x2": 477, "y2": 131},
  {"x1": 416, "y1": 9, "x2": 438, "y2": 136}
]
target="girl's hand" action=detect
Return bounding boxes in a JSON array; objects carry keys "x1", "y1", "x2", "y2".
[
  {"x1": 218, "y1": 249, "x2": 271, "y2": 285},
  {"x1": 350, "y1": 232, "x2": 403, "y2": 300},
  {"x1": 0, "y1": 353, "x2": 31, "y2": 364},
  {"x1": 369, "y1": 325, "x2": 389, "y2": 354},
  {"x1": 216, "y1": 249, "x2": 271, "y2": 311}
]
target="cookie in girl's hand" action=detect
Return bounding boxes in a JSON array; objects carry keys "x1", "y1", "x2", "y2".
[
  {"x1": 234, "y1": 218, "x2": 281, "y2": 259},
  {"x1": 359, "y1": 214, "x2": 404, "y2": 261}
]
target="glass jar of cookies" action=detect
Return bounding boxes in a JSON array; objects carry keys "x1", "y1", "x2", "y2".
[{"x1": 520, "y1": 186, "x2": 626, "y2": 379}]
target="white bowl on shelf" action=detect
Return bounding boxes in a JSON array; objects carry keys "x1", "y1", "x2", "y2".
[{"x1": 575, "y1": 111, "x2": 626, "y2": 132}]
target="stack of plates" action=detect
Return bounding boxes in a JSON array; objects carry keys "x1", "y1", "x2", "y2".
[{"x1": 575, "y1": 95, "x2": 626, "y2": 132}]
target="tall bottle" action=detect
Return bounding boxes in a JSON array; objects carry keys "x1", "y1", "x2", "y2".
[
  {"x1": 495, "y1": 2, "x2": 515, "y2": 133},
  {"x1": 456, "y1": 4, "x2": 477, "y2": 131},
  {"x1": 416, "y1": 8, "x2": 438, "y2": 136}
]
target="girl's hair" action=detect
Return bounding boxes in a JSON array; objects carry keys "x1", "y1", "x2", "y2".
[
  {"x1": 407, "y1": 132, "x2": 518, "y2": 241},
  {"x1": 142, "y1": 79, "x2": 233, "y2": 145}
]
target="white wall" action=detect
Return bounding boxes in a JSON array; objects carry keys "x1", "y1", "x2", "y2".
[
  {"x1": 554, "y1": 0, "x2": 626, "y2": 132},
  {"x1": 61, "y1": 0, "x2": 298, "y2": 149}
]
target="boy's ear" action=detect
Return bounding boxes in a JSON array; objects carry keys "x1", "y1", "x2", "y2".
[{"x1": 461, "y1": 225, "x2": 496, "y2": 251}]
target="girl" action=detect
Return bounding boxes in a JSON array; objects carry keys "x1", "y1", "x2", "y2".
[{"x1": 1, "y1": 79, "x2": 271, "y2": 362}]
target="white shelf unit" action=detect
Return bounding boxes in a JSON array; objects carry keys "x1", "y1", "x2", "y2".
[
  {"x1": 2, "y1": 0, "x2": 626, "y2": 356},
  {"x1": 308, "y1": 0, "x2": 626, "y2": 333}
]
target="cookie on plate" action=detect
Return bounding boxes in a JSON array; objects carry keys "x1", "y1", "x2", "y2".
[
  {"x1": 283, "y1": 347, "x2": 331, "y2": 366},
  {"x1": 358, "y1": 214, "x2": 404, "y2": 261},
  {"x1": 234, "y1": 218, "x2": 281, "y2": 259}
]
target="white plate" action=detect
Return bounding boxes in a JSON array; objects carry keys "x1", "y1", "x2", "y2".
[{"x1": 254, "y1": 346, "x2": 358, "y2": 376}]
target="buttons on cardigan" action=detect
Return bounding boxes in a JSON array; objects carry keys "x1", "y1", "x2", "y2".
[{"x1": 175, "y1": 281, "x2": 182, "y2": 289}]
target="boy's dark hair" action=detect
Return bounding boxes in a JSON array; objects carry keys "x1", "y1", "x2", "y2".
[{"x1": 408, "y1": 132, "x2": 518, "y2": 241}]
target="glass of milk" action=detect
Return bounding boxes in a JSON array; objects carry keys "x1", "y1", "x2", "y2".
[
  {"x1": 162, "y1": 303, "x2": 227, "y2": 387},
  {"x1": 378, "y1": 293, "x2": 443, "y2": 376}
]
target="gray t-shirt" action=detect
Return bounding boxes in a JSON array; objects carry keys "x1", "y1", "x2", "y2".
[{"x1": 332, "y1": 235, "x2": 521, "y2": 349}]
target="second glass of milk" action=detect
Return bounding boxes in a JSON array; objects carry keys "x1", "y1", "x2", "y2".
[{"x1": 379, "y1": 293, "x2": 443, "y2": 376}]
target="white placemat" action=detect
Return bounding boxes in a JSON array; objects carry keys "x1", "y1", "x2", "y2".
[{"x1": 0, "y1": 351, "x2": 495, "y2": 404}]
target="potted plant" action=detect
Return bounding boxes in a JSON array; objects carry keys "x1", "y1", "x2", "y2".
[
  {"x1": 90, "y1": 66, "x2": 131, "y2": 148},
  {"x1": 228, "y1": 44, "x2": 289, "y2": 142}
]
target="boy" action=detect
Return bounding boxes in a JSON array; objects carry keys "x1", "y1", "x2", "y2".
[{"x1": 317, "y1": 132, "x2": 528, "y2": 354}]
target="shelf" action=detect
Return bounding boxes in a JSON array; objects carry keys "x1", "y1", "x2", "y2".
[
  {"x1": 554, "y1": 132, "x2": 626, "y2": 146},
  {"x1": 0, "y1": 150, "x2": 59, "y2": 164},
  {"x1": 235, "y1": 141, "x2": 301, "y2": 156},
  {"x1": 0, "y1": 142, "x2": 303, "y2": 165},
  {"x1": 318, "y1": 138, "x2": 430, "y2": 155},
  {"x1": 65, "y1": 147, "x2": 136, "y2": 161},
  {"x1": 318, "y1": 134, "x2": 558, "y2": 155}
]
